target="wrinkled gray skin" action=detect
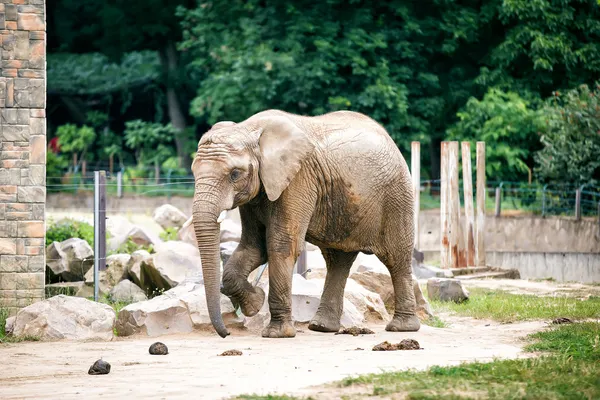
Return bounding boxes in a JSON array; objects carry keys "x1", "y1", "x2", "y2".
[{"x1": 192, "y1": 109, "x2": 418, "y2": 338}]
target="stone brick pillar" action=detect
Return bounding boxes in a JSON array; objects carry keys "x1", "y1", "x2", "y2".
[{"x1": 0, "y1": 0, "x2": 46, "y2": 315}]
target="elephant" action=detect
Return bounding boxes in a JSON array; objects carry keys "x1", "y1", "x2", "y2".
[{"x1": 191, "y1": 109, "x2": 419, "y2": 338}]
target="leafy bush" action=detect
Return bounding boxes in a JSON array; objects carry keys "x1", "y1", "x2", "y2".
[
  {"x1": 112, "y1": 238, "x2": 154, "y2": 255},
  {"x1": 535, "y1": 84, "x2": 600, "y2": 186},
  {"x1": 45, "y1": 219, "x2": 95, "y2": 247},
  {"x1": 159, "y1": 227, "x2": 179, "y2": 241}
]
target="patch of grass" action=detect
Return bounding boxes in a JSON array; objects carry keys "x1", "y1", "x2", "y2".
[
  {"x1": 421, "y1": 315, "x2": 449, "y2": 328},
  {"x1": 429, "y1": 288, "x2": 600, "y2": 323},
  {"x1": 0, "y1": 307, "x2": 40, "y2": 344},
  {"x1": 0, "y1": 307, "x2": 8, "y2": 338},
  {"x1": 338, "y1": 322, "x2": 600, "y2": 399}
]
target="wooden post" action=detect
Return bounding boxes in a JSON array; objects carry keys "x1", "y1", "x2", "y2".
[
  {"x1": 411, "y1": 141, "x2": 421, "y2": 250},
  {"x1": 461, "y1": 142, "x2": 475, "y2": 266},
  {"x1": 109, "y1": 154, "x2": 114, "y2": 175},
  {"x1": 575, "y1": 189, "x2": 582, "y2": 221},
  {"x1": 440, "y1": 142, "x2": 451, "y2": 269},
  {"x1": 93, "y1": 171, "x2": 107, "y2": 302},
  {"x1": 495, "y1": 187, "x2": 502, "y2": 217},
  {"x1": 449, "y1": 141, "x2": 465, "y2": 268},
  {"x1": 476, "y1": 142, "x2": 486, "y2": 267}
]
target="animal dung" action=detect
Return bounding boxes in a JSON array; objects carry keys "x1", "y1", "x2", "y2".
[
  {"x1": 149, "y1": 342, "x2": 169, "y2": 355},
  {"x1": 88, "y1": 359, "x2": 111, "y2": 375},
  {"x1": 335, "y1": 327, "x2": 375, "y2": 336},
  {"x1": 372, "y1": 339, "x2": 422, "y2": 351},
  {"x1": 551, "y1": 317, "x2": 573, "y2": 325},
  {"x1": 219, "y1": 349, "x2": 243, "y2": 356}
]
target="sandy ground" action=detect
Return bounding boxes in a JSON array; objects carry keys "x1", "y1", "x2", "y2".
[{"x1": 0, "y1": 318, "x2": 547, "y2": 400}]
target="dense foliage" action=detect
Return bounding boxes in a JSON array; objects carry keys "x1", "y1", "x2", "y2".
[
  {"x1": 46, "y1": 0, "x2": 600, "y2": 184},
  {"x1": 45, "y1": 219, "x2": 95, "y2": 247}
]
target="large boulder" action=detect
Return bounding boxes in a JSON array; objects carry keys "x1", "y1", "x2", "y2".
[
  {"x1": 105, "y1": 216, "x2": 135, "y2": 240},
  {"x1": 352, "y1": 253, "x2": 388, "y2": 274},
  {"x1": 109, "y1": 280, "x2": 148, "y2": 303},
  {"x1": 153, "y1": 204, "x2": 188, "y2": 230},
  {"x1": 176, "y1": 217, "x2": 195, "y2": 246},
  {"x1": 243, "y1": 275, "x2": 364, "y2": 331},
  {"x1": 427, "y1": 278, "x2": 469, "y2": 303},
  {"x1": 46, "y1": 238, "x2": 94, "y2": 282},
  {"x1": 142, "y1": 241, "x2": 203, "y2": 292},
  {"x1": 343, "y1": 279, "x2": 390, "y2": 321},
  {"x1": 84, "y1": 254, "x2": 131, "y2": 296},
  {"x1": 126, "y1": 249, "x2": 153, "y2": 290},
  {"x1": 11, "y1": 295, "x2": 115, "y2": 341},
  {"x1": 349, "y1": 271, "x2": 433, "y2": 320},
  {"x1": 115, "y1": 282, "x2": 241, "y2": 337}
]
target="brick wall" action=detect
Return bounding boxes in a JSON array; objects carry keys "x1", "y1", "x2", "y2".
[{"x1": 0, "y1": 0, "x2": 46, "y2": 315}]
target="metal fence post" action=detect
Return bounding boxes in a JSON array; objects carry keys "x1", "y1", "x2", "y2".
[
  {"x1": 575, "y1": 188, "x2": 582, "y2": 221},
  {"x1": 117, "y1": 171, "x2": 123, "y2": 199},
  {"x1": 495, "y1": 183, "x2": 502, "y2": 217},
  {"x1": 411, "y1": 141, "x2": 421, "y2": 250},
  {"x1": 94, "y1": 171, "x2": 107, "y2": 302}
]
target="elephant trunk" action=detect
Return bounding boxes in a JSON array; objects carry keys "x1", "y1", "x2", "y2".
[{"x1": 192, "y1": 200, "x2": 229, "y2": 338}]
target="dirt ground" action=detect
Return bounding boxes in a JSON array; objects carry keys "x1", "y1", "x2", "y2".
[{"x1": 0, "y1": 317, "x2": 546, "y2": 400}]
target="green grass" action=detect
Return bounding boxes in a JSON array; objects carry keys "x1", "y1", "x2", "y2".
[
  {"x1": 422, "y1": 315, "x2": 449, "y2": 328},
  {"x1": 428, "y1": 287, "x2": 600, "y2": 323},
  {"x1": 0, "y1": 307, "x2": 40, "y2": 344},
  {"x1": 235, "y1": 322, "x2": 600, "y2": 399}
]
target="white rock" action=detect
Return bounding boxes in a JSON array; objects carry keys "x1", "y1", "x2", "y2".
[
  {"x1": 306, "y1": 248, "x2": 327, "y2": 270},
  {"x1": 115, "y1": 282, "x2": 240, "y2": 337},
  {"x1": 220, "y1": 241, "x2": 238, "y2": 266},
  {"x1": 108, "y1": 225, "x2": 163, "y2": 252},
  {"x1": 413, "y1": 262, "x2": 454, "y2": 279},
  {"x1": 427, "y1": 278, "x2": 469, "y2": 303},
  {"x1": 176, "y1": 217, "x2": 196, "y2": 246},
  {"x1": 352, "y1": 253, "x2": 389, "y2": 275},
  {"x1": 84, "y1": 254, "x2": 131, "y2": 295},
  {"x1": 220, "y1": 219, "x2": 242, "y2": 243},
  {"x1": 5, "y1": 316, "x2": 15, "y2": 336},
  {"x1": 105, "y1": 216, "x2": 135, "y2": 240},
  {"x1": 126, "y1": 249, "x2": 153, "y2": 289},
  {"x1": 46, "y1": 238, "x2": 94, "y2": 282},
  {"x1": 109, "y1": 280, "x2": 148, "y2": 303},
  {"x1": 153, "y1": 204, "x2": 188, "y2": 230},
  {"x1": 11, "y1": 295, "x2": 115, "y2": 341}
]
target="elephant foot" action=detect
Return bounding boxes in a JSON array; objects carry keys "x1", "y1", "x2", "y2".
[
  {"x1": 239, "y1": 286, "x2": 265, "y2": 317},
  {"x1": 261, "y1": 319, "x2": 296, "y2": 338},
  {"x1": 308, "y1": 311, "x2": 341, "y2": 333},
  {"x1": 385, "y1": 314, "x2": 421, "y2": 332}
]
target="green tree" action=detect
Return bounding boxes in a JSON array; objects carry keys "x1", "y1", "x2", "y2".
[
  {"x1": 535, "y1": 84, "x2": 600, "y2": 186},
  {"x1": 447, "y1": 88, "x2": 545, "y2": 181},
  {"x1": 56, "y1": 124, "x2": 96, "y2": 169},
  {"x1": 124, "y1": 120, "x2": 175, "y2": 168}
]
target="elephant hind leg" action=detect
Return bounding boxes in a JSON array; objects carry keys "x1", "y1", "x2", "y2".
[
  {"x1": 378, "y1": 248, "x2": 420, "y2": 332},
  {"x1": 308, "y1": 249, "x2": 358, "y2": 333}
]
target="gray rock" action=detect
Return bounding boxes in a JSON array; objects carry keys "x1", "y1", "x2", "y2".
[
  {"x1": 126, "y1": 250, "x2": 153, "y2": 289},
  {"x1": 153, "y1": 204, "x2": 188, "y2": 230},
  {"x1": 427, "y1": 278, "x2": 469, "y2": 303},
  {"x1": 177, "y1": 215, "x2": 242, "y2": 246},
  {"x1": 5, "y1": 316, "x2": 15, "y2": 336},
  {"x1": 176, "y1": 217, "x2": 195, "y2": 246},
  {"x1": 46, "y1": 238, "x2": 94, "y2": 282},
  {"x1": 412, "y1": 263, "x2": 454, "y2": 279},
  {"x1": 84, "y1": 254, "x2": 131, "y2": 296},
  {"x1": 115, "y1": 282, "x2": 241, "y2": 337},
  {"x1": 142, "y1": 241, "x2": 203, "y2": 293},
  {"x1": 108, "y1": 225, "x2": 163, "y2": 253},
  {"x1": 12, "y1": 295, "x2": 116, "y2": 341},
  {"x1": 109, "y1": 280, "x2": 147, "y2": 303}
]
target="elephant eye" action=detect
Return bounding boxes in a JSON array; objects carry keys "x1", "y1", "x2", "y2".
[{"x1": 230, "y1": 168, "x2": 242, "y2": 182}]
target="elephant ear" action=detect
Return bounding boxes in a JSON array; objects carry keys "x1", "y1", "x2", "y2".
[{"x1": 257, "y1": 115, "x2": 315, "y2": 202}]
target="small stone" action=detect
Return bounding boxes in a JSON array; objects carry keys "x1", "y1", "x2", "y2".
[
  {"x1": 149, "y1": 342, "x2": 168, "y2": 355},
  {"x1": 335, "y1": 327, "x2": 375, "y2": 336},
  {"x1": 88, "y1": 359, "x2": 111, "y2": 375},
  {"x1": 551, "y1": 317, "x2": 573, "y2": 325},
  {"x1": 219, "y1": 349, "x2": 243, "y2": 356},
  {"x1": 372, "y1": 339, "x2": 422, "y2": 351}
]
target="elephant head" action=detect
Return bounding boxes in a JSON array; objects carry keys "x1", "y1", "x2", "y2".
[{"x1": 191, "y1": 113, "x2": 316, "y2": 338}]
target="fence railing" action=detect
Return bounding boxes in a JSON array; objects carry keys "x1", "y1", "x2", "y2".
[{"x1": 47, "y1": 168, "x2": 600, "y2": 218}]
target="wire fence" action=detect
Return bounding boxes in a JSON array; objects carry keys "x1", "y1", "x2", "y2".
[{"x1": 47, "y1": 166, "x2": 600, "y2": 218}]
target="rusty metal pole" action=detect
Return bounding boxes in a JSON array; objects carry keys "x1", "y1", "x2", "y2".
[
  {"x1": 461, "y1": 142, "x2": 476, "y2": 267},
  {"x1": 411, "y1": 142, "x2": 421, "y2": 250},
  {"x1": 440, "y1": 142, "x2": 450, "y2": 269},
  {"x1": 476, "y1": 142, "x2": 486, "y2": 267},
  {"x1": 449, "y1": 141, "x2": 464, "y2": 268}
]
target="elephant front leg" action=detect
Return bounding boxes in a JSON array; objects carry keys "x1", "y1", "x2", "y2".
[
  {"x1": 221, "y1": 244, "x2": 267, "y2": 317},
  {"x1": 262, "y1": 253, "x2": 296, "y2": 338}
]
